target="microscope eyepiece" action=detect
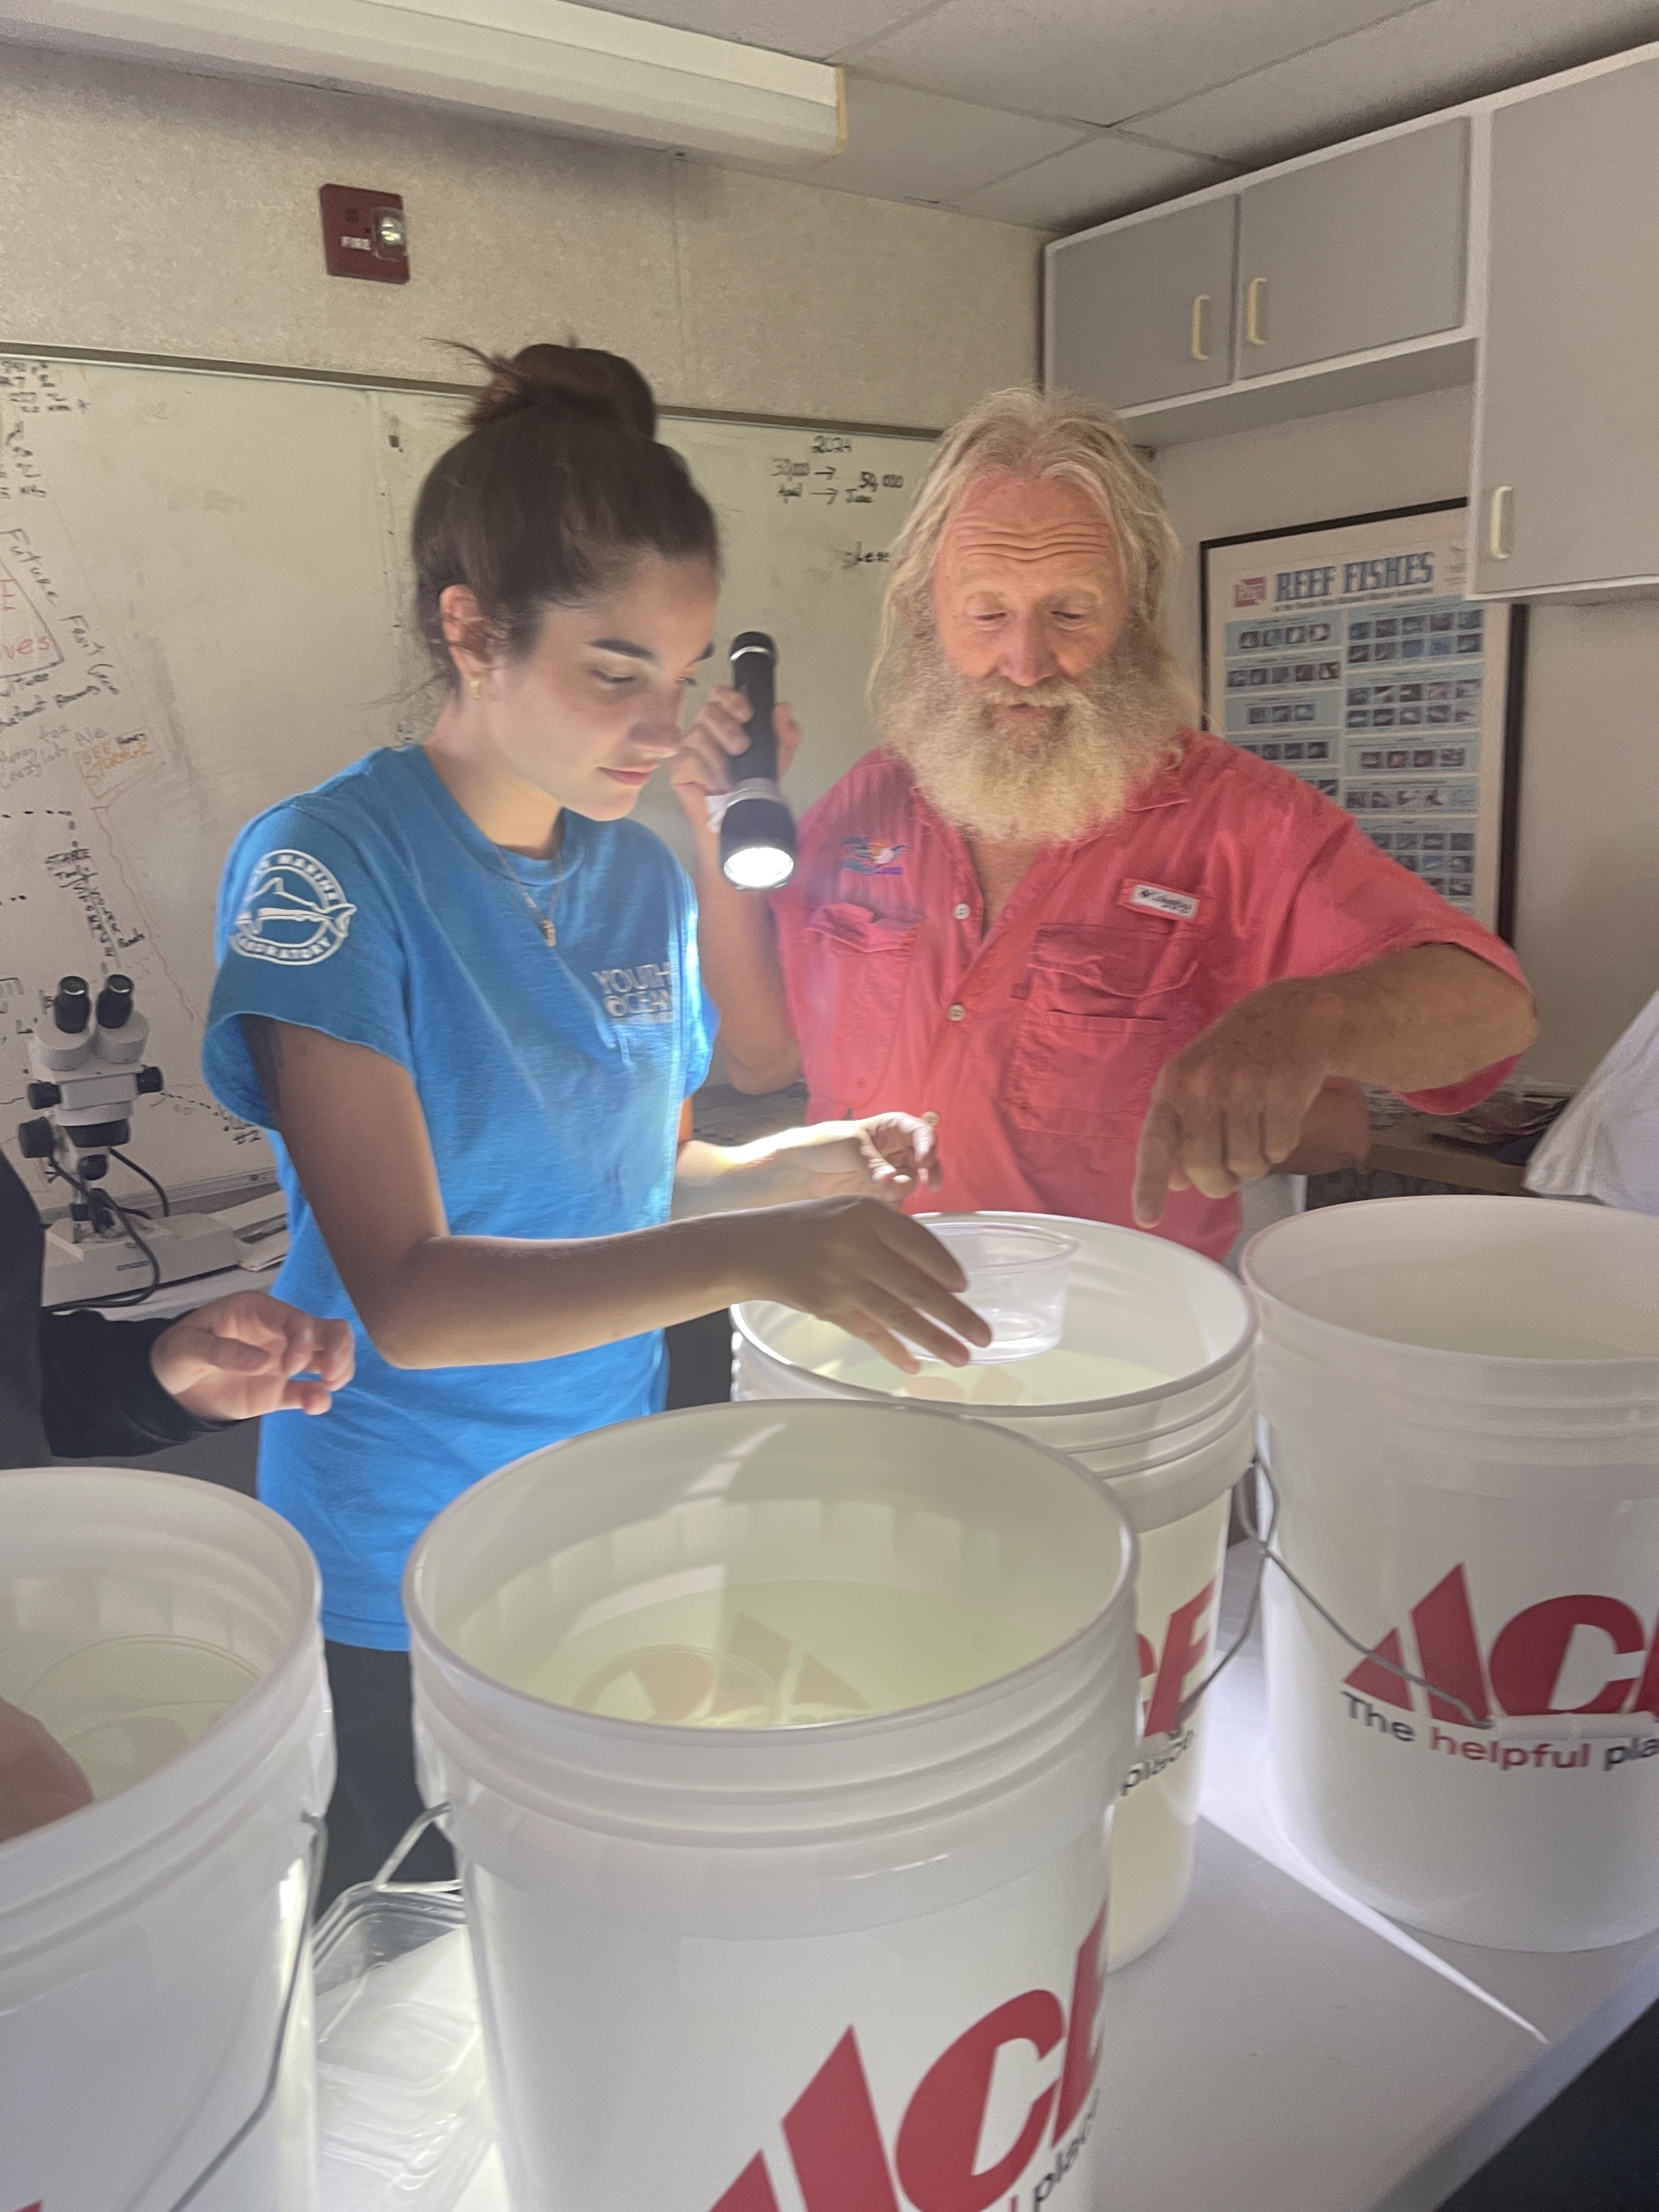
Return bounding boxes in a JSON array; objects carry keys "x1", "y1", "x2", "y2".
[
  {"x1": 96, "y1": 975, "x2": 135, "y2": 1029},
  {"x1": 52, "y1": 976, "x2": 91, "y2": 1034}
]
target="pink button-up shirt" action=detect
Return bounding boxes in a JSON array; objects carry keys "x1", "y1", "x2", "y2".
[{"x1": 772, "y1": 734, "x2": 1529, "y2": 1260}]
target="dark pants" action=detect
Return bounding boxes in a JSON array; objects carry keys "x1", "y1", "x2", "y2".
[{"x1": 321, "y1": 1640, "x2": 455, "y2": 1910}]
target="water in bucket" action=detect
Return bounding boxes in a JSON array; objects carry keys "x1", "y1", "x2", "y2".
[
  {"x1": 5, "y1": 1579, "x2": 264, "y2": 1800},
  {"x1": 764, "y1": 1307, "x2": 1170, "y2": 1405},
  {"x1": 409, "y1": 1401, "x2": 1140, "y2": 2212},
  {"x1": 500, "y1": 1578, "x2": 1046, "y2": 1726}
]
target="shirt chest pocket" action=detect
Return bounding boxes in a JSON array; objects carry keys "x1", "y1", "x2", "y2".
[
  {"x1": 804, "y1": 900, "x2": 920, "y2": 1111},
  {"x1": 1006, "y1": 921, "x2": 1200, "y2": 1136}
]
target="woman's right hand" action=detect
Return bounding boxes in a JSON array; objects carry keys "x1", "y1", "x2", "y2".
[
  {"x1": 741, "y1": 1196, "x2": 991, "y2": 1373},
  {"x1": 669, "y1": 685, "x2": 805, "y2": 849}
]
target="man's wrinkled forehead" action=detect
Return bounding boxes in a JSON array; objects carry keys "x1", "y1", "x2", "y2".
[{"x1": 934, "y1": 472, "x2": 1119, "y2": 587}]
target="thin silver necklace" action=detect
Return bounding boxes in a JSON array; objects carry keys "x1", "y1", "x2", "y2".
[{"x1": 490, "y1": 825, "x2": 569, "y2": 949}]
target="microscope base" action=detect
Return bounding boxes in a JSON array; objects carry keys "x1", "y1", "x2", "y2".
[{"x1": 43, "y1": 1214, "x2": 242, "y2": 1308}]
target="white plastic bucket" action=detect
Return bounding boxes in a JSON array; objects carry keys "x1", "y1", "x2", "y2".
[
  {"x1": 734, "y1": 1214, "x2": 1255, "y2": 1967},
  {"x1": 1245, "y1": 1195, "x2": 1659, "y2": 1950},
  {"x1": 408, "y1": 1399, "x2": 1138, "y2": 2212},
  {"x1": 0, "y1": 1467, "x2": 333, "y2": 2211}
]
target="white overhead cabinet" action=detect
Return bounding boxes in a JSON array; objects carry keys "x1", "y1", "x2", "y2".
[
  {"x1": 1046, "y1": 41, "x2": 1659, "y2": 602},
  {"x1": 1234, "y1": 123, "x2": 1468, "y2": 379},
  {"x1": 1471, "y1": 58, "x2": 1659, "y2": 600},
  {"x1": 1049, "y1": 199, "x2": 1236, "y2": 410},
  {"x1": 1046, "y1": 115, "x2": 1477, "y2": 441}
]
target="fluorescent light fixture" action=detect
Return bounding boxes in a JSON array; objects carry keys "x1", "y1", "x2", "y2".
[{"x1": 0, "y1": 0, "x2": 848, "y2": 167}]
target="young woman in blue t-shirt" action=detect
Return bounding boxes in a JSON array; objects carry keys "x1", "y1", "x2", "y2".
[{"x1": 205, "y1": 343, "x2": 986, "y2": 1895}]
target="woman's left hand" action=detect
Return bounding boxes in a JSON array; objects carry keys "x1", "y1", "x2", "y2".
[
  {"x1": 785, "y1": 1114, "x2": 938, "y2": 1207},
  {"x1": 149, "y1": 1293, "x2": 356, "y2": 1423}
]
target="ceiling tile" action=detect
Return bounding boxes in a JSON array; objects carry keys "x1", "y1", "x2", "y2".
[
  {"x1": 838, "y1": 0, "x2": 1420, "y2": 127},
  {"x1": 809, "y1": 73, "x2": 1086, "y2": 206},
  {"x1": 1131, "y1": 0, "x2": 1659, "y2": 164},
  {"x1": 956, "y1": 130, "x2": 1236, "y2": 228},
  {"x1": 563, "y1": 0, "x2": 926, "y2": 60}
]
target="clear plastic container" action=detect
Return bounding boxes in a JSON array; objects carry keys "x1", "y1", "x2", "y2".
[
  {"x1": 917, "y1": 1215, "x2": 1080, "y2": 1362},
  {"x1": 313, "y1": 1883, "x2": 496, "y2": 2211}
]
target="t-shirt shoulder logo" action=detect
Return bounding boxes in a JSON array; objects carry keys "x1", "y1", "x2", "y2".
[
  {"x1": 841, "y1": 836, "x2": 906, "y2": 877},
  {"x1": 232, "y1": 848, "x2": 357, "y2": 966}
]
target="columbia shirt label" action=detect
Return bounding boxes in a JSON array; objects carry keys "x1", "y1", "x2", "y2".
[{"x1": 1121, "y1": 880, "x2": 1201, "y2": 922}]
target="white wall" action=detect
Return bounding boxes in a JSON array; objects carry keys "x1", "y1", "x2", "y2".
[
  {"x1": 1157, "y1": 386, "x2": 1659, "y2": 1087},
  {"x1": 0, "y1": 41, "x2": 1041, "y2": 429}
]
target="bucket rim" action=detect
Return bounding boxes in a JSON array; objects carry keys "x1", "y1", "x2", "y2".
[
  {"x1": 404, "y1": 1399, "x2": 1139, "y2": 1757},
  {"x1": 734, "y1": 1210, "x2": 1255, "y2": 1415},
  {"x1": 1243, "y1": 1195, "x2": 1659, "y2": 1370},
  {"x1": 0, "y1": 1466, "x2": 324, "y2": 1909}
]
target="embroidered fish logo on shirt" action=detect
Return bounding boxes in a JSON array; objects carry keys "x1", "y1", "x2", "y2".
[
  {"x1": 841, "y1": 837, "x2": 906, "y2": 877},
  {"x1": 232, "y1": 849, "x2": 357, "y2": 966}
]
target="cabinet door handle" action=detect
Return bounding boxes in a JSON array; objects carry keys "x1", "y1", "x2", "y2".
[
  {"x1": 1190, "y1": 293, "x2": 1210, "y2": 361},
  {"x1": 1245, "y1": 276, "x2": 1268, "y2": 346},
  {"x1": 1487, "y1": 486, "x2": 1514, "y2": 561}
]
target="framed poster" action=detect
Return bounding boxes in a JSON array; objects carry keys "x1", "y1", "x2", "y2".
[{"x1": 1200, "y1": 499, "x2": 1527, "y2": 938}]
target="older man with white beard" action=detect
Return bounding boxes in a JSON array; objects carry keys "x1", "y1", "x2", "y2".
[{"x1": 671, "y1": 388, "x2": 1535, "y2": 1262}]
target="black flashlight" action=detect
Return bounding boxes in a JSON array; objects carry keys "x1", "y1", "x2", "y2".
[{"x1": 720, "y1": 632, "x2": 798, "y2": 891}]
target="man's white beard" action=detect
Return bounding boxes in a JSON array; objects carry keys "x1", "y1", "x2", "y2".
[{"x1": 874, "y1": 620, "x2": 1192, "y2": 847}]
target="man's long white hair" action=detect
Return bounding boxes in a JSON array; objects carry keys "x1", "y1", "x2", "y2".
[{"x1": 871, "y1": 387, "x2": 1198, "y2": 843}]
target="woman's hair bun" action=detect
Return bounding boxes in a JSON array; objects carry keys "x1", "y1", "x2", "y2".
[{"x1": 460, "y1": 342, "x2": 658, "y2": 437}]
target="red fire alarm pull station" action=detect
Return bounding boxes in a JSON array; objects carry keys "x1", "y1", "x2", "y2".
[{"x1": 320, "y1": 185, "x2": 410, "y2": 283}]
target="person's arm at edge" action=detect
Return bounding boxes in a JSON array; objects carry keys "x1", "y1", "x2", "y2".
[{"x1": 39, "y1": 1311, "x2": 220, "y2": 1459}]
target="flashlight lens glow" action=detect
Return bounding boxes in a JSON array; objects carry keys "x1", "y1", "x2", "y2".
[{"x1": 722, "y1": 843, "x2": 796, "y2": 890}]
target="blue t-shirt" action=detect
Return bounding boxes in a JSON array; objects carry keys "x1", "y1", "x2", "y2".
[{"x1": 204, "y1": 745, "x2": 715, "y2": 1649}]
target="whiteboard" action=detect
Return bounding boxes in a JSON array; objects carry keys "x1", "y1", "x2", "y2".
[{"x1": 0, "y1": 353, "x2": 933, "y2": 1204}]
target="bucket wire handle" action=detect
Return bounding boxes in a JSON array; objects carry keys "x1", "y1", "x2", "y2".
[
  {"x1": 1171, "y1": 1467, "x2": 1270, "y2": 1730},
  {"x1": 160, "y1": 1810, "x2": 327, "y2": 2212},
  {"x1": 1236, "y1": 1459, "x2": 1492, "y2": 1732},
  {"x1": 371, "y1": 1798, "x2": 459, "y2": 1895}
]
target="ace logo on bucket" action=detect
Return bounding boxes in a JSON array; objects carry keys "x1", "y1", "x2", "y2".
[
  {"x1": 708, "y1": 1910, "x2": 1106, "y2": 2212},
  {"x1": 1342, "y1": 1563, "x2": 1659, "y2": 1745},
  {"x1": 1118, "y1": 1575, "x2": 1217, "y2": 1794},
  {"x1": 1136, "y1": 1577, "x2": 1217, "y2": 1741}
]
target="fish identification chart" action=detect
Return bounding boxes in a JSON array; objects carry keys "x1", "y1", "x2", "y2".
[{"x1": 1202, "y1": 501, "x2": 1518, "y2": 932}]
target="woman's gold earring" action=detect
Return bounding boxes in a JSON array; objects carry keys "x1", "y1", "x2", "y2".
[{"x1": 469, "y1": 676, "x2": 483, "y2": 700}]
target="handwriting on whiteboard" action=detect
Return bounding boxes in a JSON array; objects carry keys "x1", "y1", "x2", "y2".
[
  {"x1": 0, "y1": 355, "x2": 269, "y2": 1192},
  {"x1": 770, "y1": 431, "x2": 908, "y2": 512}
]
